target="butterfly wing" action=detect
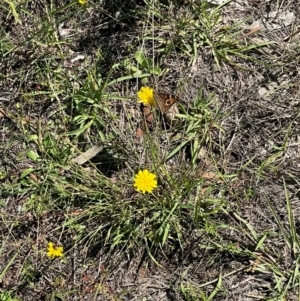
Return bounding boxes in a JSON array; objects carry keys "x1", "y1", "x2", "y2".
[{"x1": 154, "y1": 91, "x2": 177, "y2": 113}]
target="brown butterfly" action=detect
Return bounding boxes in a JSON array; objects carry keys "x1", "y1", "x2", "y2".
[
  {"x1": 135, "y1": 90, "x2": 178, "y2": 140},
  {"x1": 153, "y1": 91, "x2": 178, "y2": 113}
]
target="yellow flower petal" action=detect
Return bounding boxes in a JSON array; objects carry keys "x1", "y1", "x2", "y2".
[
  {"x1": 137, "y1": 86, "x2": 156, "y2": 107},
  {"x1": 47, "y1": 242, "x2": 64, "y2": 258},
  {"x1": 78, "y1": 0, "x2": 87, "y2": 5},
  {"x1": 134, "y1": 169, "x2": 157, "y2": 193}
]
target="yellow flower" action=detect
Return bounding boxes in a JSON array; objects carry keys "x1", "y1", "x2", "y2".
[
  {"x1": 47, "y1": 242, "x2": 64, "y2": 258},
  {"x1": 78, "y1": 0, "x2": 87, "y2": 4},
  {"x1": 137, "y1": 86, "x2": 156, "y2": 107},
  {"x1": 134, "y1": 169, "x2": 157, "y2": 193}
]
